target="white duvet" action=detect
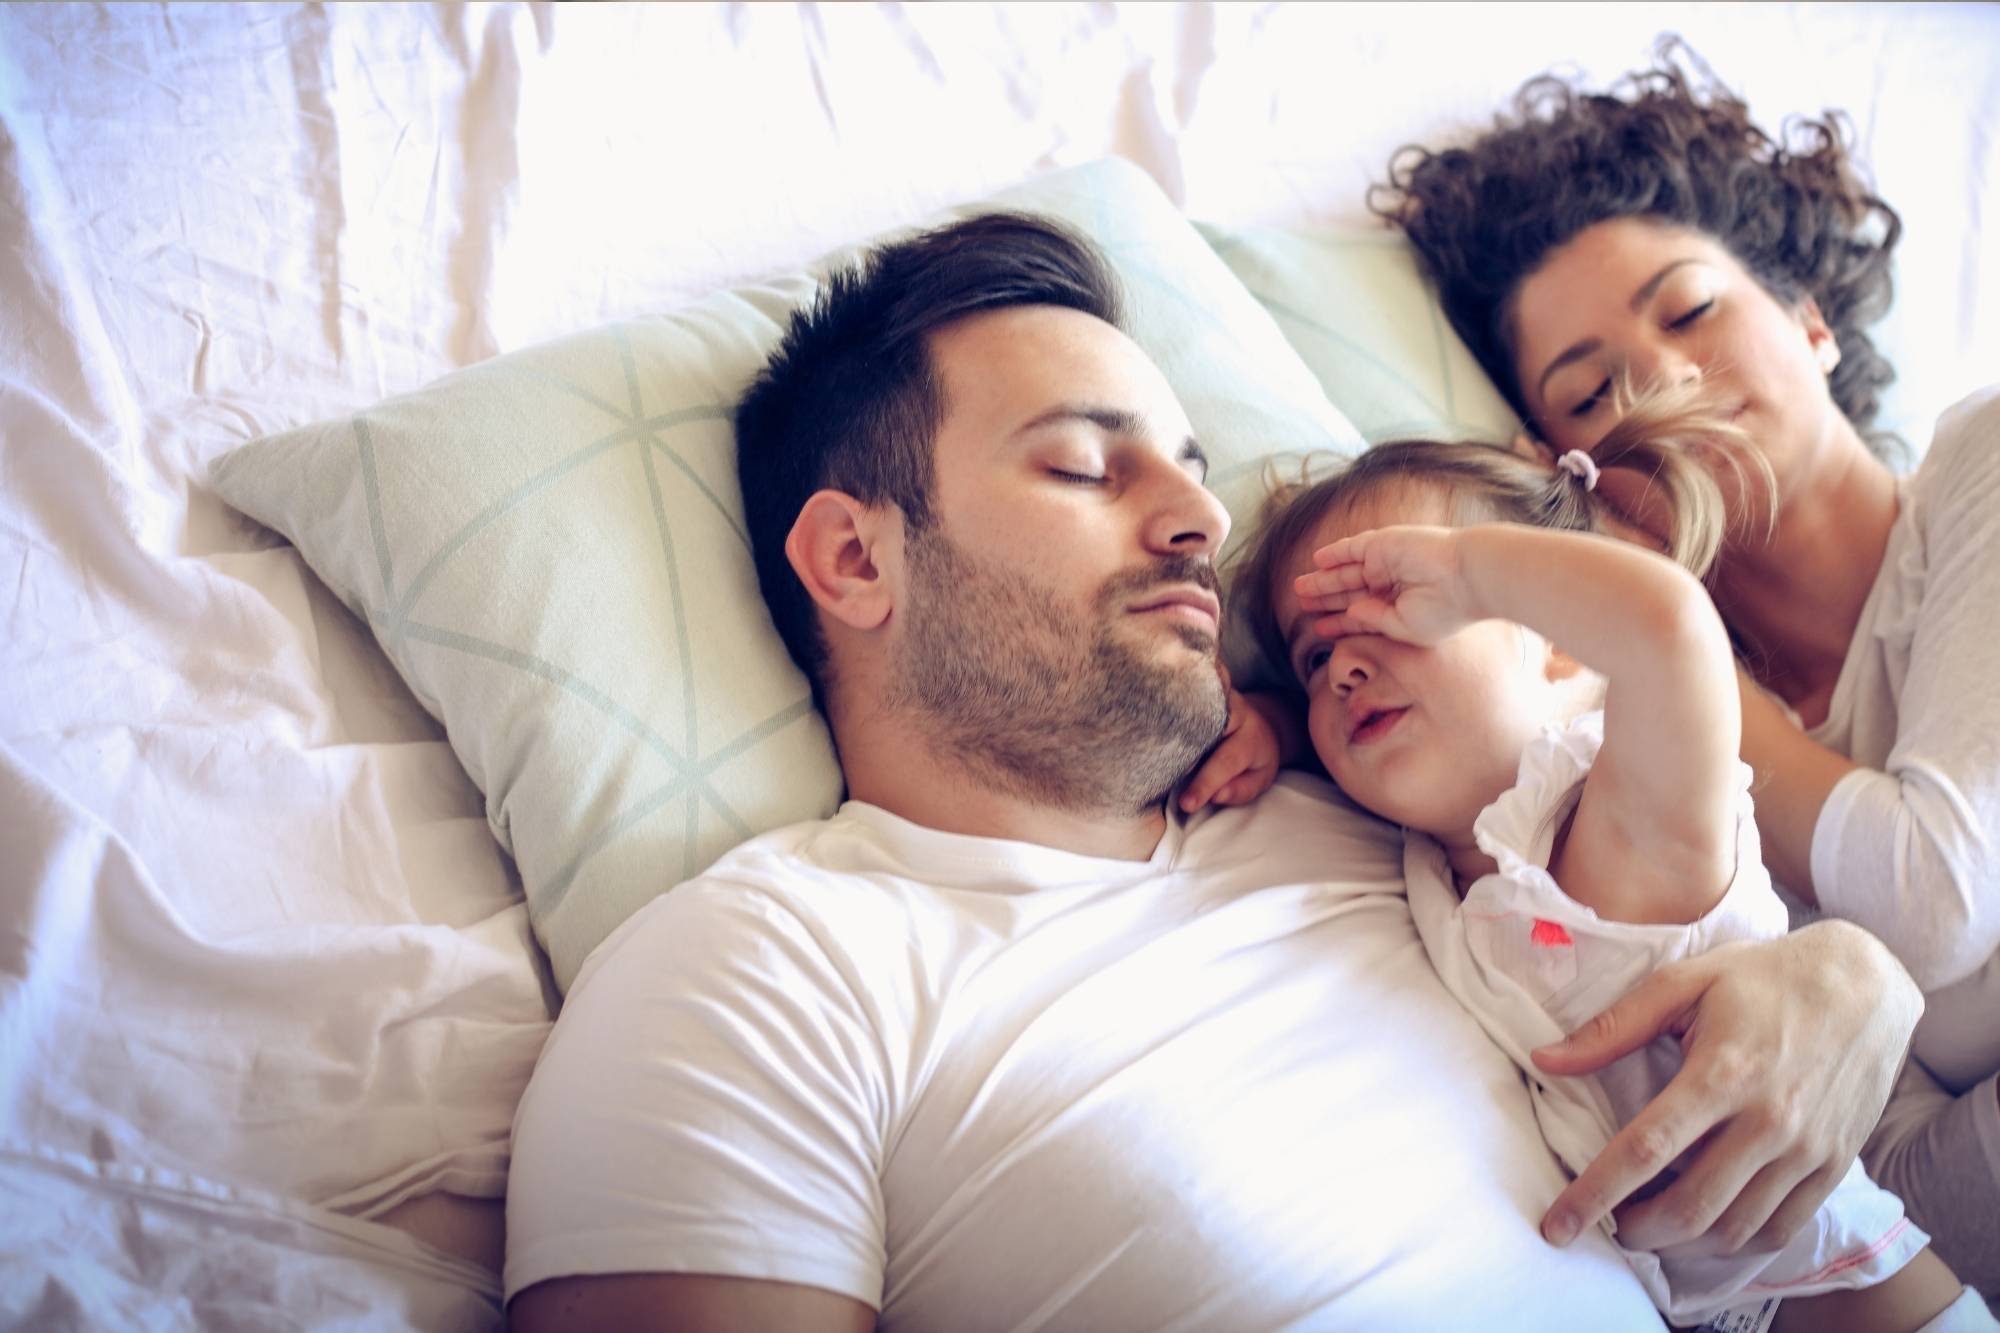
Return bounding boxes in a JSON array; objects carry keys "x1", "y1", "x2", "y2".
[{"x1": 1, "y1": 3, "x2": 1994, "y2": 1325}]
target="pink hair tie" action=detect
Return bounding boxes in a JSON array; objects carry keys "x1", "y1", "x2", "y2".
[{"x1": 1556, "y1": 449, "x2": 1601, "y2": 492}]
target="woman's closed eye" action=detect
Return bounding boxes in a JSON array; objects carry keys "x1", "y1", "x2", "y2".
[
  {"x1": 1048, "y1": 467, "x2": 1107, "y2": 486},
  {"x1": 1563, "y1": 298, "x2": 1713, "y2": 420},
  {"x1": 1668, "y1": 298, "x2": 1714, "y2": 330},
  {"x1": 1568, "y1": 377, "x2": 1611, "y2": 419}
]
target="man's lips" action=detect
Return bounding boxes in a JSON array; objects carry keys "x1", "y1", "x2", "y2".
[
  {"x1": 1129, "y1": 587, "x2": 1221, "y2": 632},
  {"x1": 1347, "y1": 705, "x2": 1409, "y2": 744}
]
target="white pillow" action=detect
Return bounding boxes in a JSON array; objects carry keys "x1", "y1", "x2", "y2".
[
  {"x1": 1197, "y1": 222, "x2": 1521, "y2": 445},
  {"x1": 211, "y1": 158, "x2": 1363, "y2": 992}
]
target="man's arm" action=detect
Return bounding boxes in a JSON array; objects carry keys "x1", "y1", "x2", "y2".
[
  {"x1": 511, "y1": 1273, "x2": 876, "y2": 1333},
  {"x1": 505, "y1": 882, "x2": 888, "y2": 1326},
  {"x1": 1531, "y1": 918, "x2": 1922, "y2": 1257}
]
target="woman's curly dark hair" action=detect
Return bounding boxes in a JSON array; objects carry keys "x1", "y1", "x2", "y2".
[{"x1": 1372, "y1": 37, "x2": 1903, "y2": 456}]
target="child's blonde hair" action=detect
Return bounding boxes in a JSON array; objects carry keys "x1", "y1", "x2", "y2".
[{"x1": 1232, "y1": 381, "x2": 1768, "y2": 696}]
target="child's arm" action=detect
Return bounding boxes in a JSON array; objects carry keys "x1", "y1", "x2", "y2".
[
  {"x1": 1178, "y1": 686, "x2": 1305, "y2": 811},
  {"x1": 1298, "y1": 523, "x2": 1740, "y2": 924}
]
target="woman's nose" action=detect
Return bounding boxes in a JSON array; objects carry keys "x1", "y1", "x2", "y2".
[{"x1": 1629, "y1": 343, "x2": 1703, "y2": 393}]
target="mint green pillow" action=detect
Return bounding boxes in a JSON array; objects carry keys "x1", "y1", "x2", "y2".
[
  {"x1": 210, "y1": 159, "x2": 1363, "y2": 992},
  {"x1": 1198, "y1": 222, "x2": 1521, "y2": 445}
]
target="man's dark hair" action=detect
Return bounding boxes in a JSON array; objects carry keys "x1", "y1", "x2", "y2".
[
  {"x1": 1372, "y1": 37, "x2": 1903, "y2": 456},
  {"x1": 735, "y1": 212, "x2": 1123, "y2": 705}
]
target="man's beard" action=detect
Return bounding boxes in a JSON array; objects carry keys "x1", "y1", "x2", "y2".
[{"x1": 888, "y1": 527, "x2": 1229, "y2": 816}]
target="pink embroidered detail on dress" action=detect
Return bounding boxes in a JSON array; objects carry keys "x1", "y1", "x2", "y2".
[{"x1": 1530, "y1": 919, "x2": 1574, "y2": 948}]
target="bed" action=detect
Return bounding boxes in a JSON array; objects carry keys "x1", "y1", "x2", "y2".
[{"x1": 3, "y1": 3, "x2": 1995, "y2": 1326}]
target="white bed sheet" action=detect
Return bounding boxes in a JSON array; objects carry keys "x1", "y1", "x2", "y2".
[{"x1": 2, "y1": 3, "x2": 1994, "y2": 1324}]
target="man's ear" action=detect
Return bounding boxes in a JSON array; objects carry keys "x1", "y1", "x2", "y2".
[{"x1": 784, "y1": 490, "x2": 898, "y2": 632}]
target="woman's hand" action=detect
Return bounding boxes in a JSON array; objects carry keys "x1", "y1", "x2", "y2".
[
  {"x1": 1531, "y1": 919, "x2": 1921, "y2": 1257},
  {"x1": 1292, "y1": 525, "x2": 1473, "y2": 646}
]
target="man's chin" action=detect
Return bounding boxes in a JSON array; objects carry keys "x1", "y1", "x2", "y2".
[
  {"x1": 1142, "y1": 653, "x2": 1231, "y2": 745},
  {"x1": 1138, "y1": 643, "x2": 1225, "y2": 704},
  {"x1": 1117, "y1": 616, "x2": 1220, "y2": 662}
]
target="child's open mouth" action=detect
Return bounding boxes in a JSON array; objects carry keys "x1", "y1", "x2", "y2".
[{"x1": 1350, "y1": 706, "x2": 1409, "y2": 745}]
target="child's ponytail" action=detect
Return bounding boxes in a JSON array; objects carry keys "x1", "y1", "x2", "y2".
[
  {"x1": 1230, "y1": 384, "x2": 1771, "y2": 688},
  {"x1": 1582, "y1": 380, "x2": 1772, "y2": 581}
]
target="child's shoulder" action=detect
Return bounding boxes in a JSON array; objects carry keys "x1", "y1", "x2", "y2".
[{"x1": 1471, "y1": 711, "x2": 1603, "y2": 871}]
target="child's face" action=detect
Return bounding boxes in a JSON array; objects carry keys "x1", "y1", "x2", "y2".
[{"x1": 1267, "y1": 485, "x2": 1573, "y2": 844}]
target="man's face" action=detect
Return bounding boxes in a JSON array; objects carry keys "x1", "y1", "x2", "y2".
[{"x1": 887, "y1": 304, "x2": 1233, "y2": 815}]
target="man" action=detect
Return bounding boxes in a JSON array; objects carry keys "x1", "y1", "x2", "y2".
[{"x1": 506, "y1": 214, "x2": 1920, "y2": 1330}]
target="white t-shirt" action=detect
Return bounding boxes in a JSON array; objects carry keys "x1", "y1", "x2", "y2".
[
  {"x1": 505, "y1": 777, "x2": 1664, "y2": 1330},
  {"x1": 1407, "y1": 713, "x2": 1923, "y2": 1324},
  {"x1": 1807, "y1": 385, "x2": 2000, "y2": 1093}
]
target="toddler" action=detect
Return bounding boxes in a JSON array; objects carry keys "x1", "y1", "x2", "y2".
[{"x1": 1206, "y1": 393, "x2": 1988, "y2": 1332}]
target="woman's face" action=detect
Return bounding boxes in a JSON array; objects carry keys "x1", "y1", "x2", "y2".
[{"x1": 1507, "y1": 217, "x2": 1846, "y2": 525}]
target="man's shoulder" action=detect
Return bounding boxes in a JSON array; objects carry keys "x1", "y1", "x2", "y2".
[
  {"x1": 697, "y1": 809, "x2": 855, "y2": 886},
  {"x1": 1186, "y1": 771, "x2": 1405, "y2": 887},
  {"x1": 569, "y1": 812, "x2": 881, "y2": 981}
]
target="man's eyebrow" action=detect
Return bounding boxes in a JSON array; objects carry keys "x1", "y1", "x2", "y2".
[
  {"x1": 1015, "y1": 404, "x2": 1207, "y2": 479},
  {"x1": 1015, "y1": 403, "x2": 1144, "y2": 438},
  {"x1": 1534, "y1": 258, "x2": 1704, "y2": 403}
]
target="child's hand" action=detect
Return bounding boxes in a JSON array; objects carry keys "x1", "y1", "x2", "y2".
[
  {"x1": 1292, "y1": 524, "x2": 1473, "y2": 646},
  {"x1": 1180, "y1": 686, "x2": 1287, "y2": 811}
]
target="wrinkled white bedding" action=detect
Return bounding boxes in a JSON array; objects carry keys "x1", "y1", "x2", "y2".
[{"x1": 1, "y1": 3, "x2": 1994, "y2": 1325}]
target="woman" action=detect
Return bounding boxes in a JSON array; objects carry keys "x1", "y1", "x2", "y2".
[{"x1": 1371, "y1": 40, "x2": 2000, "y2": 1294}]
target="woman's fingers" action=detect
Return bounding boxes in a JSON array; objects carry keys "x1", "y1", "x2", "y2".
[
  {"x1": 1541, "y1": 1075, "x2": 1712, "y2": 1246},
  {"x1": 1532, "y1": 961, "x2": 1699, "y2": 1079},
  {"x1": 1534, "y1": 964, "x2": 1707, "y2": 1245},
  {"x1": 1673, "y1": 1153, "x2": 1807, "y2": 1258},
  {"x1": 1736, "y1": 1161, "x2": 1842, "y2": 1256},
  {"x1": 1615, "y1": 1118, "x2": 1787, "y2": 1254}
]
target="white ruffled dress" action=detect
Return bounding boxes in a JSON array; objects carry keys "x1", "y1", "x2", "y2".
[{"x1": 1404, "y1": 710, "x2": 1926, "y2": 1324}]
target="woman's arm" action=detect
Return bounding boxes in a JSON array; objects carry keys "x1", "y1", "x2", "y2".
[
  {"x1": 1742, "y1": 399, "x2": 2000, "y2": 991},
  {"x1": 1302, "y1": 523, "x2": 1741, "y2": 922},
  {"x1": 1733, "y1": 677, "x2": 1854, "y2": 898}
]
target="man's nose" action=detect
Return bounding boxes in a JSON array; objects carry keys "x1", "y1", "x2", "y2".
[{"x1": 1142, "y1": 464, "x2": 1231, "y2": 555}]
